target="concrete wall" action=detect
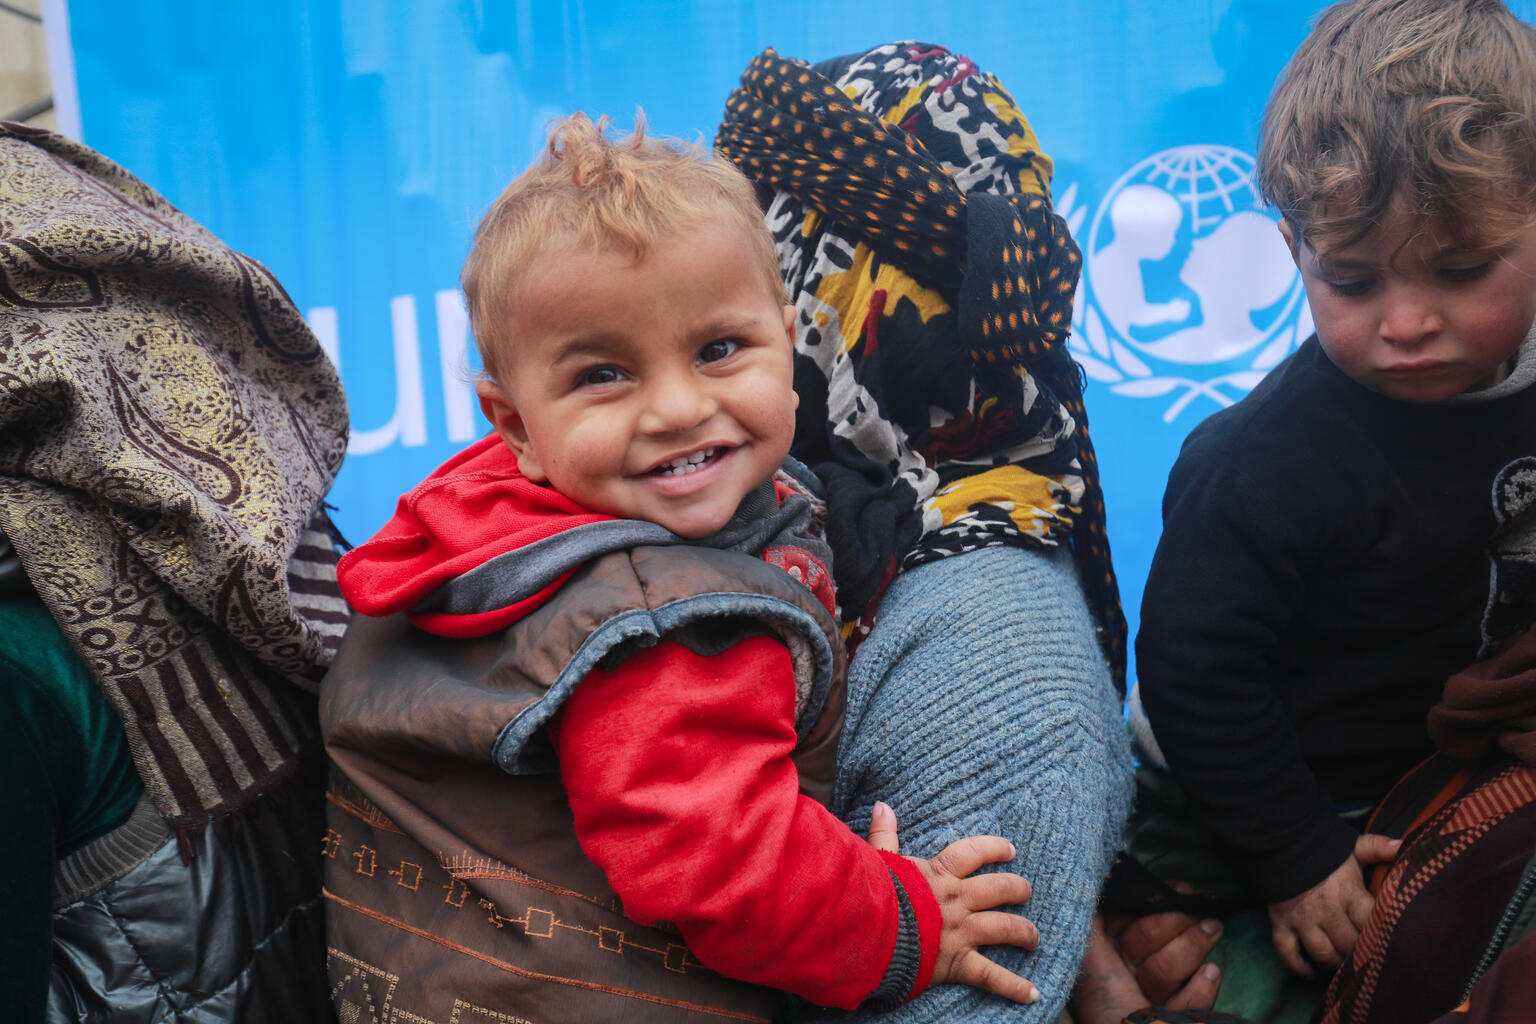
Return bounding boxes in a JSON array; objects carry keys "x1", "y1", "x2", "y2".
[{"x1": 1, "y1": 0, "x2": 56, "y2": 130}]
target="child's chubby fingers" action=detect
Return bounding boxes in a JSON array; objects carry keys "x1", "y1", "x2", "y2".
[
  {"x1": 1317, "y1": 913, "x2": 1360, "y2": 966},
  {"x1": 1271, "y1": 926, "x2": 1312, "y2": 979},
  {"x1": 1337, "y1": 866, "x2": 1376, "y2": 933},
  {"x1": 1353, "y1": 833, "x2": 1401, "y2": 868},
  {"x1": 952, "y1": 949, "x2": 1041, "y2": 1005},
  {"x1": 1344, "y1": 889, "x2": 1374, "y2": 933},
  {"x1": 1299, "y1": 925, "x2": 1343, "y2": 973},
  {"x1": 958, "y1": 868, "x2": 1033, "y2": 911},
  {"x1": 1312, "y1": 890, "x2": 1364, "y2": 966},
  {"x1": 929, "y1": 835, "x2": 1018, "y2": 879},
  {"x1": 960, "y1": 907, "x2": 1040, "y2": 951},
  {"x1": 865, "y1": 800, "x2": 900, "y2": 853}
]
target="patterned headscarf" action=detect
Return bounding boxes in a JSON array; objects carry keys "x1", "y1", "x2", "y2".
[
  {"x1": 717, "y1": 42, "x2": 1125, "y2": 683},
  {"x1": 0, "y1": 124, "x2": 350, "y2": 833}
]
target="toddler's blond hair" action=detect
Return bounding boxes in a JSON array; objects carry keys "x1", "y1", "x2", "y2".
[{"x1": 462, "y1": 113, "x2": 783, "y2": 380}]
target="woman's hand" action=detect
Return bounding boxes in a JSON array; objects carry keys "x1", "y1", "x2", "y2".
[{"x1": 1071, "y1": 913, "x2": 1223, "y2": 1024}]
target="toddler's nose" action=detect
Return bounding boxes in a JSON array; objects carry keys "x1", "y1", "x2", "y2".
[
  {"x1": 1378, "y1": 290, "x2": 1441, "y2": 347},
  {"x1": 639, "y1": 382, "x2": 717, "y2": 436}
]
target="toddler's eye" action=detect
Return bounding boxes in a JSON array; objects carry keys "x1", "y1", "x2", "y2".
[
  {"x1": 579, "y1": 366, "x2": 622, "y2": 387},
  {"x1": 1324, "y1": 278, "x2": 1373, "y2": 298},
  {"x1": 1439, "y1": 263, "x2": 1492, "y2": 283},
  {"x1": 699, "y1": 338, "x2": 739, "y2": 364}
]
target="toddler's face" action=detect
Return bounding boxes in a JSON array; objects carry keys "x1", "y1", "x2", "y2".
[
  {"x1": 1282, "y1": 201, "x2": 1536, "y2": 403},
  {"x1": 478, "y1": 219, "x2": 797, "y2": 539}
]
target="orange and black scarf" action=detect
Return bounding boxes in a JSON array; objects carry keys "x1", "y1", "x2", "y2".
[{"x1": 717, "y1": 42, "x2": 1124, "y2": 681}]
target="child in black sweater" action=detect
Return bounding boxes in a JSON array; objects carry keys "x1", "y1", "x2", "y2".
[{"x1": 1136, "y1": 0, "x2": 1536, "y2": 982}]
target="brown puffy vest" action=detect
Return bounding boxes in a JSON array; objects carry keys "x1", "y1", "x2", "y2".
[{"x1": 322, "y1": 544, "x2": 847, "y2": 1023}]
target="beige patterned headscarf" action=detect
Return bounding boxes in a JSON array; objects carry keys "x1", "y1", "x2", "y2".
[{"x1": 0, "y1": 123, "x2": 349, "y2": 832}]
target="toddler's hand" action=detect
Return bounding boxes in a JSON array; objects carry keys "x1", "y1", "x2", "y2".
[
  {"x1": 1266, "y1": 833, "x2": 1400, "y2": 977},
  {"x1": 867, "y1": 801, "x2": 1040, "y2": 1004}
]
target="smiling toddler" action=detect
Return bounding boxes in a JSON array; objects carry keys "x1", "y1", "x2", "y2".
[{"x1": 318, "y1": 114, "x2": 1040, "y2": 1024}]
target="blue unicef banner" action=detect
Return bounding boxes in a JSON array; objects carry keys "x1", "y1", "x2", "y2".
[{"x1": 59, "y1": 0, "x2": 1536, "y2": 680}]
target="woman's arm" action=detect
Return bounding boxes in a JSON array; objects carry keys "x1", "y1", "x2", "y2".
[{"x1": 816, "y1": 545, "x2": 1136, "y2": 1021}]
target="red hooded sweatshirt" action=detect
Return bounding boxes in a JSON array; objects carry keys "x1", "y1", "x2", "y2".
[{"x1": 336, "y1": 436, "x2": 939, "y2": 1009}]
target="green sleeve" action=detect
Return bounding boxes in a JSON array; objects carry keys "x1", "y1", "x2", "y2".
[{"x1": 0, "y1": 597, "x2": 141, "y2": 1022}]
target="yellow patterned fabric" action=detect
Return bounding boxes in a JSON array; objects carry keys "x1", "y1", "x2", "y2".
[
  {"x1": 717, "y1": 43, "x2": 1125, "y2": 681},
  {"x1": 0, "y1": 123, "x2": 349, "y2": 831}
]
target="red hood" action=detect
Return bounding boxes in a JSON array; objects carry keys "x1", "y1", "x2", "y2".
[{"x1": 337, "y1": 435, "x2": 616, "y2": 636}]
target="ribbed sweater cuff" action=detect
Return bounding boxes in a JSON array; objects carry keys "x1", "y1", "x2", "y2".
[
  {"x1": 54, "y1": 793, "x2": 168, "y2": 907},
  {"x1": 1242, "y1": 808, "x2": 1359, "y2": 904},
  {"x1": 863, "y1": 851, "x2": 941, "y2": 1006}
]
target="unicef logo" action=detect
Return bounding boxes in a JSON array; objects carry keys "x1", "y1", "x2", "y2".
[{"x1": 1063, "y1": 145, "x2": 1313, "y2": 421}]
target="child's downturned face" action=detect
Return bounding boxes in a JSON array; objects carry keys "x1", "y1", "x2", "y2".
[
  {"x1": 477, "y1": 220, "x2": 797, "y2": 539},
  {"x1": 1282, "y1": 201, "x2": 1536, "y2": 403}
]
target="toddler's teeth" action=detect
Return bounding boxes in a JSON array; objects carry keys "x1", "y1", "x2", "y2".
[{"x1": 654, "y1": 447, "x2": 719, "y2": 476}]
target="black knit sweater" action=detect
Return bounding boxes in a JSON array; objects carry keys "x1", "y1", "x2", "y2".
[{"x1": 1137, "y1": 334, "x2": 1536, "y2": 902}]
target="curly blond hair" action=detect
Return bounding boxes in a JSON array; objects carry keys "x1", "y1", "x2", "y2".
[
  {"x1": 1257, "y1": 0, "x2": 1536, "y2": 252},
  {"x1": 462, "y1": 112, "x2": 783, "y2": 380}
]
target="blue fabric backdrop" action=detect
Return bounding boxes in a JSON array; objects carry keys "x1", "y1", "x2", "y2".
[{"x1": 59, "y1": 0, "x2": 1536, "y2": 681}]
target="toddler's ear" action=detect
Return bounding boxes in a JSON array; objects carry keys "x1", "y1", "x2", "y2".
[
  {"x1": 1278, "y1": 220, "x2": 1302, "y2": 267},
  {"x1": 782, "y1": 305, "x2": 799, "y2": 412},
  {"x1": 475, "y1": 378, "x2": 547, "y2": 482}
]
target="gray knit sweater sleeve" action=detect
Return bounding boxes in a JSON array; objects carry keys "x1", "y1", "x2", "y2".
[{"x1": 815, "y1": 545, "x2": 1134, "y2": 1022}]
